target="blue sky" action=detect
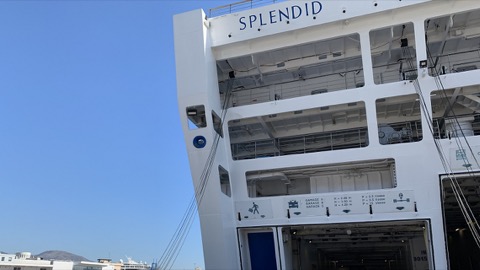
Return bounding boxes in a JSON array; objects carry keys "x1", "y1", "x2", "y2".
[{"x1": 0, "y1": 1, "x2": 231, "y2": 269}]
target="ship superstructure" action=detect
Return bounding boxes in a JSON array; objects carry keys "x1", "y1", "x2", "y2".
[{"x1": 174, "y1": 1, "x2": 480, "y2": 269}]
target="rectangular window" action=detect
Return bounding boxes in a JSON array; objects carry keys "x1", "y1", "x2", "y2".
[
  {"x1": 186, "y1": 105, "x2": 206, "y2": 129},
  {"x1": 217, "y1": 33, "x2": 364, "y2": 107},
  {"x1": 376, "y1": 94, "x2": 422, "y2": 145},
  {"x1": 431, "y1": 86, "x2": 480, "y2": 138},
  {"x1": 246, "y1": 159, "x2": 395, "y2": 198},
  {"x1": 229, "y1": 102, "x2": 368, "y2": 160},
  {"x1": 219, "y1": 165, "x2": 231, "y2": 197},
  {"x1": 212, "y1": 110, "x2": 223, "y2": 137},
  {"x1": 370, "y1": 22, "x2": 417, "y2": 84},
  {"x1": 425, "y1": 9, "x2": 480, "y2": 76}
]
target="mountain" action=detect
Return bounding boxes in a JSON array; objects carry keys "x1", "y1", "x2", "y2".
[{"x1": 36, "y1": 250, "x2": 90, "y2": 262}]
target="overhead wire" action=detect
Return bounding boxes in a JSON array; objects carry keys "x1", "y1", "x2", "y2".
[
  {"x1": 156, "y1": 77, "x2": 234, "y2": 270},
  {"x1": 400, "y1": 33, "x2": 480, "y2": 247},
  {"x1": 159, "y1": 22, "x2": 480, "y2": 268},
  {"x1": 424, "y1": 43, "x2": 480, "y2": 247}
]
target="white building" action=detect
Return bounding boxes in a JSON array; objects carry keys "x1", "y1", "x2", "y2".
[{"x1": 0, "y1": 252, "x2": 73, "y2": 270}]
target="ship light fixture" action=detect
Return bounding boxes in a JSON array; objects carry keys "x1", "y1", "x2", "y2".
[
  {"x1": 187, "y1": 109, "x2": 197, "y2": 116},
  {"x1": 419, "y1": 60, "x2": 428, "y2": 68}
]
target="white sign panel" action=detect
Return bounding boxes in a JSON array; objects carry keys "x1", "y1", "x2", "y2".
[
  {"x1": 285, "y1": 190, "x2": 415, "y2": 218},
  {"x1": 286, "y1": 196, "x2": 326, "y2": 217},
  {"x1": 236, "y1": 200, "x2": 274, "y2": 220},
  {"x1": 450, "y1": 146, "x2": 480, "y2": 171}
]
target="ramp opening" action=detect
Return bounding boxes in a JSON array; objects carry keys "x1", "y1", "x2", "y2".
[
  {"x1": 442, "y1": 175, "x2": 480, "y2": 270},
  {"x1": 282, "y1": 220, "x2": 431, "y2": 270}
]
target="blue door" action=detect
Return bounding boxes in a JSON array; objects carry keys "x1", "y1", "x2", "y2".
[{"x1": 248, "y1": 232, "x2": 278, "y2": 270}]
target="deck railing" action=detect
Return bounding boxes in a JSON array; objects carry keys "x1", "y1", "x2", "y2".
[
  {"x1": 433, "y1": 114, "x2": 480, "y2": 139},
  {"x1": 222, "y1": 68, "x2": 365, "y2": 107},
  {"x1": 230, "y1": 115, "x2": 480, "y2": 160},
  {"x1": 429, "y1": 49, "x2": 480, "y2": 76},
  {"x1": 231, "y1": 128, "x2": 369, "y2": 160},
  {"x1": 209, "y1": 0, "x2": 285, "y2": 18}
]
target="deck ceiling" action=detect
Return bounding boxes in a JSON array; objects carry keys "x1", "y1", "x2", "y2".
[
  {"x1": 246, "y1": 159, "x2": 394, "y2": 181},
  {"x1": 229, "y1": 103, "x2": 367, "y2": 142},
  {"x1": 289, "y1": 220, "x2": 427, "y2": 269},
  {"x1": 426, "y1": 9, "x2": 480, "y2": 52},
  {"x1": 216, "y1": 34, "x2": 363, "y2": 91},
  {"x1": 217, "y1": 8, "x2": 480, "y2": 93}
]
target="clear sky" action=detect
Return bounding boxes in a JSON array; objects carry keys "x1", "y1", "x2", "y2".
[{"x1": 0, "y1": 1, "x2": 232, "y2": 269}]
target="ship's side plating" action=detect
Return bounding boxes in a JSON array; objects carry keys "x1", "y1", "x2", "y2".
[{"x1": 174, "y1": 1, "x2": 480, "y2": 269}]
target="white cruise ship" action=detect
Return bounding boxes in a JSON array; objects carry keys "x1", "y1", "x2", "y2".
[{"x1": 174, "y1": 1, "x2": 480, "y2": 269}]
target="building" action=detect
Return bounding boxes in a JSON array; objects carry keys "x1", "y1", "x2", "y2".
[{"x1": 0, "y1": 252, "x2": 73, "y2": 270}]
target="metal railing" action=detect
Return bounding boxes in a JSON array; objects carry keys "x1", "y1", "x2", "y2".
[
  {"x1": 209, "y1": 0, "x2": 285, "y2": 18},
  {"x1": 223, "y1": 68, "x2": 365, "y2": 107},
  {"x1": 432, "y1": 114, "x2": 480, "y2": 139},
  {"x1": 231, "y1": 128, "x2": 369, "y2": 160},
  {"x1": 428, "y1": 49, "x2": 480, "y2": 76},
  {"x1": 231, "y1": 120, "x2": 428, "y2": 160}
]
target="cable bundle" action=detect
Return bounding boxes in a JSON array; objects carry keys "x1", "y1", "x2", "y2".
[{"x1": 157, "y1": 79, "x2": 235, "y2": 270}]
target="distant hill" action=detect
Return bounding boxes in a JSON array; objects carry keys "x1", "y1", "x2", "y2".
[{"x1": 36, "y1": 250, "x2": 90, "y2": 262}]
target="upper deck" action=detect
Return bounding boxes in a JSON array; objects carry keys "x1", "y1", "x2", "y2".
[
  {"x1": 206, "y1": 0, "x2": 431, "y2": 48},
  {"x1": 176, "y1": 0, "x2": 480, "y2": 162}
]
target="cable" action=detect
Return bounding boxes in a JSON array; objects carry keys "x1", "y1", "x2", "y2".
[
  {"x1": 157, "y1": 78, "x2": 234, "y2": 270},
  {"x1": 402, "y1": 42, "x2": 480, "y2": 247}
]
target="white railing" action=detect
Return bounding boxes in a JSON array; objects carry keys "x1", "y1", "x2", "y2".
[
  {"x1": 224, "y1": 69, "x2": 365, "y2": 107},
  {"x1": 231, "y1": 128, "x2": 369, "y2": 160},
  {"x1": 231, "y1": 120, "x2": 428, "y2": 160},
  {"x1": 429, "y1": 49, "x2": 480, "y2": 76}
]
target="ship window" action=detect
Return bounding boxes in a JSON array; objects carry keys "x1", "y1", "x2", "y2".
[
  {"x1": 212, "y1": 110, "x2": 223, "y2": 137},
  {"x1": 186, "y1": 105, "x2": 206, "y2": 130},
  {"x1": 425, "y1": 9, "x2": 480, "y2": 76},
  {"x1": 229, "y1": 102, "x2": 368, "y2": 160},
  {"x1": 1, "y1": 257, "x2": 4, "y2": 261},
  {"x1": 376, "y1": 94, "x2": 423, "y2": 145},
  {"x1": 14, "y1": 267, "x2": 21, "y2": 270},
  {"x1": 430, "y1": 86, "x2": 480, "y2": 139},
  {"x1": 370, "y1": 22, "x2": 417, "y2": 84},
  {"x1": 246, "y1": 159, "x2": 396, "y2": 198},
  {"x1": 219, "y1": 165, "x2": 231, "y2": 197},
  {"x1": 217, "y1": 33, "x2": 364, "y2": 108}
]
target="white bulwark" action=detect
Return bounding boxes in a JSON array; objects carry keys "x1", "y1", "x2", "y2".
[{"x1": 174, "y1": 0, "x2": 480, "y2": 269}]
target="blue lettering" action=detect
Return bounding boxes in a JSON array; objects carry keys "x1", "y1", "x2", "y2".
[
  {"x1": 269, "y1": 10, "x2": 277, "y2": 24},
  {"x1": 312, "y1": 1, "x2": 322, "y2": 15},
  {"x1": 239, "y1": 16, "x2": 247, "y2": 30},
  {"x1": 292, "y1": 5, "x2": 302, "y2": 19},
  {"x1": 237, "y1": 1, "x2": 323, "y2": 30},
  {"x1": 259, "y1": 13, "x2": 267, "y2": 26},
  {"x1": 278, "y1": 8, "x2": 289, "y2": 22},
  {"x1": 249, "y1": 14, "x2": 257, "y2": 28}
]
